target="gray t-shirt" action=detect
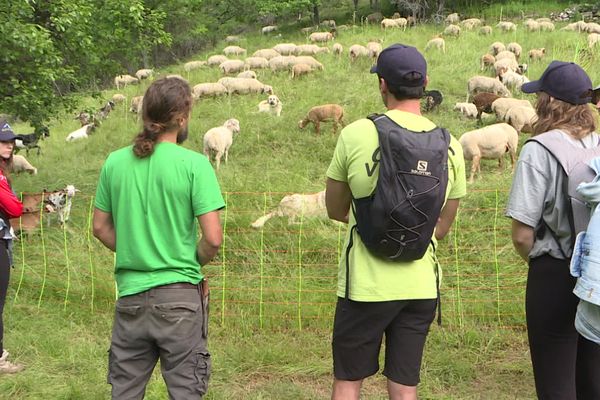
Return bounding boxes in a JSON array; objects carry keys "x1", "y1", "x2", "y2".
[{"x1": 506, "y1": 129, "x2": 600, "y2": 259}]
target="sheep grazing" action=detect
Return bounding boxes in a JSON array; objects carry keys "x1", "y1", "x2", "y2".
[
  {"x1": 135, "y1": 69, "x2": 153, "y2": 80},
  {"x1": 207, "y1": 55, "x2": 228, "y2": 67},
  {"x1": 184, "y1": 61, "x2": 207, "y2": 72},
  {"x1": 365, "y1": 12, "x2": 384, "y2": 24},
  {"x1": 300, "y1": 26, "x2": 316, "y2": 34},
  {"x1": 495, "y1": 50, "x2": 517, "y2": 62},
  {"x1": 422, "y1": 90, "x2": 443, "y2": 112},
  {"x1": 524, "y1": 19, "x2": 540, "y2": 32},
  {"x1": 223, "y1": 46, "x2": 246, "y2": 56},
  {"x1": 261, "y1": 25, "x2": 278, "y2": 34},
  {"x1": 217, "y1": 77, "x2": 273, "y2": 95},
  {"x1": 252, "y1": 49, "x2": 280, "y2": 60},
  {"x1": 459, "y1": 123, "x2": 519, "y2": 183},
  {"x1": 454, "y1": 102, "x2": 479, "y2": 119},
  {"x1": 237, "y1": 70, "x2": 257, "y2": 79},
  {"x1": 114, "y1": 74, "x2": 139, "y2": 89},
  {"x1": 467, "y1": 76, "x2": 511, "y2": 102},
  {"x1": 66, "y1": 124, "x2": 95, "y2": 142},
  {"x1": 472, "y1": 92, "x2": 500, "y2": 121},
  {"x1": 528, "y1": 48, "x2": 546, "y2": 62},
  {"x1": 491, "y1": 97, "x2": 533, "y2": 120},
  {"x1": 130, "y1": 96, "x2": 143, "y2": 114},
  {"x1": 192, "y1": 83, "x2": 227, "y2": 99},
  {"x1": 269, "y1": 55, "x2": 297, "y2": 71},
  {"x1": 496, "y1": 21, "x2": 517, "y2": 32},
  {"x1": 425, "y1": 37, "x2": 446, "y2": 53},
  {"x1": 443, "y1": 24, "x2": 461, "y2": 36},
  {"x1": 332, "y1": 43, "x2": 343, "y2": 55},
  {"x1": 293, "y1": 56, "x2": 324, "y2": 70},
  {"x1": 349, "y1": 44, "x2": 369, "y2": 61},
  {"x1": 366, "y1": 41, "x2": 383, "y2": 59},
  {"x1": 321, "y1": 20, "x2": 336, "y2": 29},
  {"x1": 381, "y1": 18, "x2": 407, "y2": 30},
  {"x1": 14, "y1": 126, "x2": 50, "y2": 156},
  {"x1": 111, "y1": 93, "x2": 126, "y2": 104},
  {"x1": 225, "y1": 35, "x2": 240, "y2": 43},
  {"x1": 11, "y1": 155, "x2": 37, "y2": 175},
  {"x1": 479, "y1": 25, "x2": 492, "y2": 35},
  {"x1": 489, "y1": 41, "x2": 506, "y2": 56},
  {"x1": 445, "y1": 13, "x2": 460, "y2": 24},
  {"x1": 295, "y1": 44, "x2": 329, "y2": 56},
  {"x1": 494, "y1": 58, "x2": 519, "y2": 77},
  {"x1": 219, "y1": 59, "x2": 246, "y2": 75},
  {"x1": 244, "y1": 57, "x2": 269, "y2": 70},
  {"x1": 500, "y1": 70, "x2": 530, "y2": 90},
  {"x1": 506, "y1": 42, "x2": 522, "y2": 59},
  {"x1": 586, "y1": 22, "x2": 600, "y2": 34},
  {"x1": 292, "y1": 63, "x2": 312, "y2": 79},
  {"x1": 561, "y1": 21, "x2": 587, "y2": 32},
  {"x1": 539, "y1": 21, "x2": 555, "y2": 31},
  {"x1": 203, "y1": 118, "x2": 241, "y2": 170},
  {"x1": 298, "y1": 104, "x2": 345, "y2": 135},
  {"x1": 251, "y1": 191, "x2": 326, "y2": 228},
  {"x1": 480, "y1": 53, "x2": 496, "y2": 71},
  {"x1": 273, "y1": 43, "x2": 298, "y2": 56},
  {"x1": 309, "y1": 31, "x2": 334, "y2": 43},
  {"x1": 461, "y1": 18, "x2": 482, "y2": 30},
  {"x1": 505, "y1": 106, "x2": 537, "y2": 135},
  {"x1": 165, "y1": 74, "x2": 188, "y2": 83},
  {"x1": 589, "y1": 33, "x2": 600, "y2": 48}
]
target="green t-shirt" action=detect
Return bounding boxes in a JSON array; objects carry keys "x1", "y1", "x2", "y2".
[
  {"x1": 95, "y1": 142, "x2": 225, "y2": 297},
  {"x1": 326, "y1": 110, "x2": 467, "y2": 301}
]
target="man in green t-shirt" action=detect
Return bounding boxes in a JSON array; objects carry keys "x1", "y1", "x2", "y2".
[
  {"x1": 326, "y1": 44, "x2": 467, "y2": 400},
  {"x1": 93, "y1": 77, "x2": 224, "y2": 399}
]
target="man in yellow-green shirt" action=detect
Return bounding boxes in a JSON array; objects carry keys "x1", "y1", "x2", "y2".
[{"x1": 326, "y1": 44, "x2": 467, "y2": 400}]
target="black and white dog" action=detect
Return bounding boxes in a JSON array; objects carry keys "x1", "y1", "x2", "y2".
[{"x1": 423, "y1": 90, "x2": 443, "y2": 112}]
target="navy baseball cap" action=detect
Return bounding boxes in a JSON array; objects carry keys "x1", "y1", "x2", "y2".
[
  {"x1": 521, "y1": 61, "x2": 592, "y2": 105},
  {"x1": 370, "y1": 43, "x2": 427, "y2": 87},
  {"x1": 0, "y1": 121, "x2": 17, "y2": 142}
]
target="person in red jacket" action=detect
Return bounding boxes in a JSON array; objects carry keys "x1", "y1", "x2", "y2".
[{"x1": 0, "y1": 120, "x2": 23, "y2": 374}]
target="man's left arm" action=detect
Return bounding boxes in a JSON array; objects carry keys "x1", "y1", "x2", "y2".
[
  {"x1": 435, "y1": 199, "x2": 460, "y2": 240},
  {"x1": 326, "y1": 178, "x2": 351, "y2": 224},
  {"x1": 93, "y1": 208, "x2": 116, "y2": 251}
]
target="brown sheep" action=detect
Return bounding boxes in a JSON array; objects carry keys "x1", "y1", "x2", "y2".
[
  {"x1": 472, "y1": 92, "x2": 500, "y2": 122},
  {"x1": 298, "y1": 104, "x2": 345, "y2": 135}
]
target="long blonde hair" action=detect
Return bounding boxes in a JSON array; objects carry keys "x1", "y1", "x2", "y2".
[{"x1": 533, "y1": 92, "x2": 596, "y2": 139}]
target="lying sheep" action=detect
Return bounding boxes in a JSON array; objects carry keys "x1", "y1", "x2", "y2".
[
  {"x1": 467, "y1": 76, "x2": 511, "y2": 101},
  {"x1": 472, "y1": 92, "x2": 500, "y2": 121},
  {"x1": 491, "y1": 97, "x2": 533, "y2": 120},
  {"x1": 292, "y1": 63, "x2": 312, "y2": 79},
  {"x1": 223, "y1": 45, "x2": 246, "y2": 56},
  {"x1": 333, "y1": 43, "x2": 343, "y2": 55},
  {"x1": 219, "y1": 59, "x2": 246, "y2": 75},
  {"x1": 459, "y1": 123, "x2": 518, "y2": 183},
  {"x1": 349, "y1": 44, "x2": 369, "y2": 61},
  {"x1": 114, "y1": 74, "x2": 139, "y2": 89},
  {"x1": 500, "y1": 70, "x2": 530, "y2": 90},
  {"x1": 130, "y1": 96, "x2": 144, "y2": 114},
  {"x1": 425, "y1": 37, "x2": 446, "y2": 53},
  {"x1": 203, "y1": 118, "x2": 241, "y2": 170},
  {"x1": 237, "y1": 70, "x2": 257, "y2": 79},
  {"x1": 480, "y1": 53, "x2": 495, "y2": 71},
  {"x1": 445, "y1": 13, "x2": 460, "y2": 24},
  {"x1": 261, "y1": 25, "x2": 278, "y2": 34},
  {"x1": 252, "y1": 49, "x2": 281, "y2": 60},
  {"x1": 251, "y1": 191, "x2": 326, "y2": 228},
  {"x1": 244, "y1": 57, "x2": 269, "y2": 70},
  {"x1": 366, "y1": 42, "x2": 383, "y2": 59},
  {"x1": 111, "y1": 94, "x2": 126, "y2": 104},
  {"x1": 66, "y1": 124, "x2": 95, "y2": 142},
  {"x1": 528, "y1": 48, "x2": 546, "y2": 61},
  {"x1": 135, "y1": 69, "x2": 153, "y2": 80},
  {"x1": 443, "y1": 24, "x2": 461, "y2": 36},
  {"x1": 11, "y1": 155, "x2": 37, "y2": 175},
  {"x1": 273, "y1": 43, "x2": 298, "y2": 56},
  {"x1": 505, "y1": 106, "x2": 537, "y2": 135},
  {"x1": 207, "y1": 55, "x2": 228, "y2": 67},
  {"x1": 269, "y1": 55, "x2": 297, "y2": 71},
  {"x1": 298, "y1": 104, "x2": 345, "y2": 135},
  {"x1": 507, "y1": 42, "x2": 522, "y2": 59},
  {"x1": 217, "y1": 77, "x2": 273, "y2": 95},
  {"x1": 184, "y1": 61, "x2": 207, "y2": 72},
  {"x1": 496, "y1": 21, "x2": 517, "y2": 32},
  {"x1": 479, "y1": 25, "x2": 492, "y2": 35},
  {"x1": 192, "y1": 83, "x2": 227, "y2": 99},
  {"x1": 489, "y1": 41, "x2": 506, "y2": 56},
  {"x1": 309, "y1": 31, "x2": 334, "y2": 43}
]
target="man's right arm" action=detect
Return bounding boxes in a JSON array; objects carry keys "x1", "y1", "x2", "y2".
[{"x1": 197, "y1": 210, "x2": 223, "y2": 266}]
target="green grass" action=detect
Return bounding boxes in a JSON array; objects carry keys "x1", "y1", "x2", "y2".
[{"x1": 1, "y1": 11, "x2": 593, "y2": 399}]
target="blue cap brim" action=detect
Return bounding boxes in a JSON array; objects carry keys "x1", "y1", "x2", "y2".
[
  {"x1": 521, "y1": 80, "x2": 542, "y2": 94},
  {"x1": 370, "y1": 65, "x2": 378, "y2": 74}
]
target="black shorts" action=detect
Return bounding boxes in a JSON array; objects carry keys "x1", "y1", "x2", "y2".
[{"x1": 332, "y1": 297, "x2": 437, "y2": 386}]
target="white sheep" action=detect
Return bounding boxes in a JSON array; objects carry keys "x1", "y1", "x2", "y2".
[
  {"x1": 251, "y1": 191, "x2": 326, "y2": 228},
  {"x1": 496, "y1": 21, "x2": 517, "y2": 32},
  {"x1": 500, "y1": 70, "x2": 530, "y2": 90},
  {"x1": 454, "y1": 102, "x2": 478, "y2": 119},
  {"x1": 349, "y1": 44, "x2": 369, "y2": 61},
  {"x1": 381, "y1": 18, "x2": 406, "y2": 30},
  {"x1": 130, "y1": 96, "x2": 144, "y2": 114},
  {"x1": 539, "y1": 21, "x2": 555, "y2": 31},
  {"x1": 489, "y1": 42, "x2": 506, "y2": 56},
  {"x1": 111, "y1": 94, "x2": 126, "y2": 104},
  {"x1": 252, "y1": 49, "x2": 281, "y2": 60},
  {"x1": 425, "y1": 37, "x2": 446, "y2": 53},
  {"x1": 192, "y1": 83, "x2": 227, "y2": 99},
  {"x1": 445, "y1": 13, "x2": 460, "y2": 24},
  {"x1": 366, "y1": 41, "x2": 383, "y2": 59},
  {"x1": 495, "y1": 50, "x2": 517, "y2": 62},
  {"x1": 506, "y1": 42, "x2": 522, "y2": 59},
  {"x1": 586, "y1": 22, "x2": 600, "y2": 34},
  {"x1": 480, "y1": 53, "x2": 496, "y2": 71},
  {"x1": 524, "y1": 19, "x2": 540, "y2": 32},
  {"x1": 223, "y1": 45, "x2": 246, "y2": 56},
  {"x1": 207, "y1": 55, "x2": 229, "y2": 67},
  {"x1": 561, "y1": 21, "x2": 587, "y2": 32},
  {"x1": 589, "y1": 33, "x2": 600, "y2": 48},
  {"x1": 261, "y1": 25, "x2": 278, "y2": 34},
  {"x1": 528, "y1": 48, "x2": 546, "y2": 62},
  {"x1": 244, "y1": 57, "x2": 269, "y2": 70},
  {"x1": 273, "y1": 43, "x2": 298, "y2": 56},
  {"x1": 114, "y1": 74, "x2": 139, "y2": 89},
  {"x1": 333, "y1": 43, "x2": 343, "y2": 55},
  {"x1": 292, "y1": 63, "x2": 312, "y2": 79},
  {"x1": 203, "y1": 119, "x2": 241, "y2": 170},
  {"x1": 505, "y1": 106, "x2": 537, "y2": 135},
  {"x1": 66, "y1": 124, "x2": 95, "y2": 142},
  {"x1": 295, "y1": 44, "x2": 329, "y2": 55},
  {"x1": 135, "y1": 69, "x2": 153, "y2": 80},
  {"x1": 309, "y1": 32, "x2": 334, "y2": 42},
  {"x1": 165, "y1": 74, "x2": 188, "y2": 83},
  {"x1": 237, "y1": 70, "x2": 257, "y2": 79},
  {"x1": 293, "y1": 56, "x2": 324, "y2": 70},
  {"x1": 184, "y1": 61, "x2": 207, "y2": 72},
  {"x1": 219, "y1": 59, "x2": 246, "y2": 75},
  {"x1": 491, "y1": 97, "x2": 533, "y2": 120},
  {"x1": 461, "y1": 18, "x2": 482, "y2": 30},
  {"x1": 217, "y1": 77, "x2": 273, "y2": 95},
  {"x1": 467, "y1": 76, "x2": 511, "y2": 101},
  {"x1": 479, "y1": 25, "x2": 492, "y2": 35},
  {"x1": 443, "y1": 24, "x2": 461, "y2": 36},
  {"x1": 11, "y1": 155, "x2": 37, "y2": 175},
  {"x1": 494, "y1": 57, "x2": 519, "y2": 77},
  {"x1": 269, "y1": 55, "x2": 297, "y2": 71},
  {"x1": 459, "y1": 123, "x2": 518, "y2": 183},
  {"x1": 225, "y1": 35, "x2": 240, "y2": 43}
]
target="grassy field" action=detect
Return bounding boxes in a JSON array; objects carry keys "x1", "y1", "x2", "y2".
[{"x1": 0, "y1": 6, "x2": 596, "y2": 399}]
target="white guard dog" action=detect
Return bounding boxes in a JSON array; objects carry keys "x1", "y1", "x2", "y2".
[{"x1": 257, "y1": 95, "x2": 283, "y2": 117}]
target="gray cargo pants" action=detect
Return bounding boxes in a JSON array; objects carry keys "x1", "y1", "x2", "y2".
[{"x1": 107, "y1": 282, "x2": 210, "y2": 399}]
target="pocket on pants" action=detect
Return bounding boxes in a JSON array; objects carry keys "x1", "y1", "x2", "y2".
[
  {"x1": 194, "y1": 351, "x2": 211, "y2": 395},
  {"x1": 153, "y1": 302, "x2": 200, "y2": 323}
]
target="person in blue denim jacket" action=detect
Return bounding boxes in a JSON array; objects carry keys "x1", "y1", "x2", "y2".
[{"x1": 570, "y1": 157, "x2": 600, "y2": 346}]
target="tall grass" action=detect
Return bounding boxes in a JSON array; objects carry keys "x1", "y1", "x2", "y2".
[{"x1": 1, "y1": 10, "x2": 595, "y2": 398}]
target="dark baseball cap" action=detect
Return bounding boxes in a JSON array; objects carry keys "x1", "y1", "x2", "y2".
[
  {"x1": 521, "y1": 60, "x2": 592, "y2": 105},
  {"x1": 370, "y1": 43, "x2": 427, "y2": 87},
  {"x1": 0, "y1": 120, "x2": 17, "y2": 142}
]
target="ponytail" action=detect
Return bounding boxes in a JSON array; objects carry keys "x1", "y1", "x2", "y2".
[{"x1": 133, "y1": 122, "x2": 164, "y2": 158}]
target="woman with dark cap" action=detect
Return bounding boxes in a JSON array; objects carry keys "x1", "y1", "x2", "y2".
[
  {"x1": 0, "y1": 120, "x2": 23, "y2": 374},
  {"x1": 506, "y1": 61, "x2": 600, "y2": 399}
]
